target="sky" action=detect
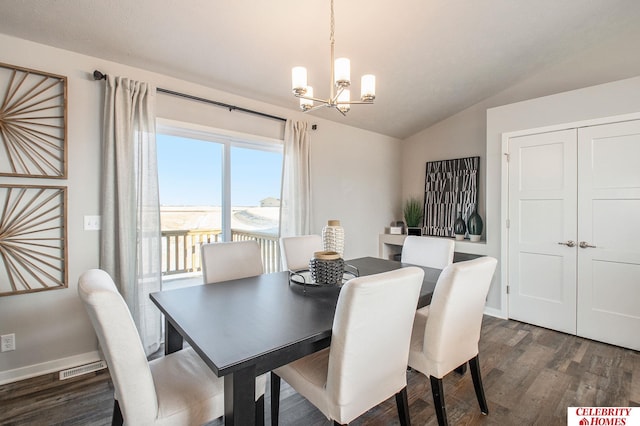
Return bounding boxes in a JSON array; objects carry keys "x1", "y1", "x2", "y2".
[{"x1": 156, "y1": 134, "x2": 283, "y2": 206}]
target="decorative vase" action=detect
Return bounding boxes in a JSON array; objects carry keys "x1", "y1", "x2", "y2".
[
  {"x1": 467, "y1": 206, "x2": 483, "y2": 242},
  {"x1": 453, "y1": 211, "x2": 466, "y2": 241},
  {"x1": 309, "y1": 251, "x2": 344, "y2": 286},
  {"x1": 322, "y1": 220, "x2": 345, "y2": 257}
]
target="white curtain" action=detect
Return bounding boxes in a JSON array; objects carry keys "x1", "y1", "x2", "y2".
[
  {"x1": 100, "y1": 76, "x2": 162, "y2": 356},
  {"x1": 279, "y1": 120, "x2": 311, "y2": 238}
]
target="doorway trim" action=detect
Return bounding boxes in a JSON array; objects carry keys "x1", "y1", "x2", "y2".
[{"x1": 499, "y1": 111, "x2": 640, "y2": 319}]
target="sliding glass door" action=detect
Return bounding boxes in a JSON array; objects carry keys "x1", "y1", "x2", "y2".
[{"x1": 156, "y1": 121, "x2": 283, "y2": 288}]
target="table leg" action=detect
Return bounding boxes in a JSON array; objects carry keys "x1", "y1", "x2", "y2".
[
  {"x1": 224, "y1": 366, "x2": 256, "y2": 426},
  {"x1": 164, "y1": 320, "x2": 183, "y2": 355}
]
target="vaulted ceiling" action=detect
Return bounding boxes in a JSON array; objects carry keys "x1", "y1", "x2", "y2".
[{"x1": 2, "y1": 0, "x2": 640, "y2": 139}]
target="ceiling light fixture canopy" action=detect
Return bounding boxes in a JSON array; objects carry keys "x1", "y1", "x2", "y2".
[{"x1": 291, "y1": 0, "x2": 375, "y2": 116}]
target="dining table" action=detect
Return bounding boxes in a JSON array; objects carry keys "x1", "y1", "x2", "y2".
[{"x1": 149, "y1": 256, "x2": 442, "y2": 426}]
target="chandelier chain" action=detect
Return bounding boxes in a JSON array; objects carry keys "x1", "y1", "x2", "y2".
[{"x1": 330, "y1": 0, "x2": 335, "y2": 46}]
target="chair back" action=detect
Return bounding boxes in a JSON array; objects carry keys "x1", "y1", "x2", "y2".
[
  {"x1": 401, "y1": 235, "x2": 455, "y2": 269},
  {"x1": 78, "y1": 269, "x2": 158, "y2": 425},
  {"x1": 279, "y1": 234, "x2": 323, "y2": 271},
  {"x1": 423, "y1": 257, "x2": 497, "y2": 377},
  {"x1": 326, "y1": 267, "x2": 424, "y2": 422},
  {"x1": 201, "y1": 240, "x2": 264, "y2": 284}
]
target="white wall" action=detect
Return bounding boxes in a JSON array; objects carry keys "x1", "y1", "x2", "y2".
[
  {"x1": 0, "y1": 33, "x2": 400, "y2": 382},
  {"x1": 401, "y1": 25, "x2": 640, "y2": 315}
]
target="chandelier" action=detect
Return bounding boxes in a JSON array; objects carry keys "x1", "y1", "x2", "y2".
[{"x1": 291, "y1": 0, "x2": 375, "y2": 115}]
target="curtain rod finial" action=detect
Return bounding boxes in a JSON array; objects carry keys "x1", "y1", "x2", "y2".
[{"x1": 93, "y1": 70, "x2": 106, "y2": 80}]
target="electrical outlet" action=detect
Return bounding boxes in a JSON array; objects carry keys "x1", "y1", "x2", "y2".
[
  {"x1": 84, "y1": 215, "x2": 101, "y2": 231},
  {"x1": 1, "y1": 333, "x2": 15, "y2": 352}
]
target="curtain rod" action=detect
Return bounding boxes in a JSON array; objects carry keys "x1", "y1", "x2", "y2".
[{"x1": 92, "y1": 70, "x2": 287, "y2": 123}]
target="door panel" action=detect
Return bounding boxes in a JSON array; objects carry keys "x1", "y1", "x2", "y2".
[
  {"x1": 518, "y1": 252, "x2": 564, "y2": 303},
  {"x1": 508, "y1": 129, "x2": 577, "y2": 334},
  {"x1": 577, "y1": 120, "x2": 640, "y2": 350}
]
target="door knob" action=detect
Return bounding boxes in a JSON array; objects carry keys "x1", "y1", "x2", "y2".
[
  {"x1": 557, "y1": 241, "x2": 576, "y2": 247},
  {"x1": 579, "y1": 241, "x2": 596, "y2": 249}
]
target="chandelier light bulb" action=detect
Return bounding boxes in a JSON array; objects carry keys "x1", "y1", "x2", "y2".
[
  {"x1": 334, "y1": 58, "x2": 351, "y2": 87},
  {"x1": 292, "y1": 67, "x2": 308, "y2": 95},
  {"x1": 361, "y1": 74, "x2": 376, "y2": 101},
  {"x1": 300, "y1": 86, "x2": 314, "y2": 111},
  {"x1": 337, "y1": 88, "x2": 351, "y2": 113}
]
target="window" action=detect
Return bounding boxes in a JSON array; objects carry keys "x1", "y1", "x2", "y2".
[{"x1": 156, "y1": 120, "x2": 283, "y2": 287}]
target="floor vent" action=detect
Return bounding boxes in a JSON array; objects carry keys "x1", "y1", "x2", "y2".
[{"x1": 59, "y1": 360, "x2": 107, "y2": 380}]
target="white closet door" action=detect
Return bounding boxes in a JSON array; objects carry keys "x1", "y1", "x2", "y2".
[
  {"x1": 577, "y1": 120, "x2": 640, "y2": 351},
  {"x1": 508, "y1": 129, "x2": 578, "y2": 334}
]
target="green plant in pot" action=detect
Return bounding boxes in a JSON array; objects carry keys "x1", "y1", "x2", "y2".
[{"x1": 403, "y1": 197, "x2": 424, "y2": 236}]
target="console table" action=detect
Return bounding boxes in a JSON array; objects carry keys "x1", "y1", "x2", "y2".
[{"x1": 378, "y1": 233, "x2": 485, "y2": 262}]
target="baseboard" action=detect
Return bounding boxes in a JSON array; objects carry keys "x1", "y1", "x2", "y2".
[
  {"x1": 484, "y1": 306, "x2": 506, "y2": 319},
  {"x1": 0, "y1": 351, "x2": 102, "y2": 385}
]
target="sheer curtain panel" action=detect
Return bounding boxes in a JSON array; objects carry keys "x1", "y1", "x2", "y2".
[
  {"x1": 100, "y1": 76, "x2": 162, "y2": 356},
  {"x1": 279, "y1": 120, "x2": 311, "y2": 237}
]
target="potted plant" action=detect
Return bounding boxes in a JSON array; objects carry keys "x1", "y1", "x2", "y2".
[{"x1": 403, "y1": 197, "x2": 424, "y2": 236}]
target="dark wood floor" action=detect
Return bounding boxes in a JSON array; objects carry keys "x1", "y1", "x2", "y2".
[{"x1": 1, "y1": 316, "x2": 638, "y2": 425}]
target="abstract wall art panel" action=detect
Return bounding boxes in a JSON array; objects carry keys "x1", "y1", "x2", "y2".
[
  {"x1": 0, "y1": 185, "x2": 68, "y2": 296},
  {"x1": 424, "y1": 156, "x2": 479, "y2": 237},
  {"x1": 0, "y1": 62, "x2": 67, "y2": 178}
]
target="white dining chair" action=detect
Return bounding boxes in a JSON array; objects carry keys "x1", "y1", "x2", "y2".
[
  {"x1": 408, "y1": 257, "x2": 497, "y2": 426},
  {"x1": 77, "y1": 269, "x2": 267, "y2": 425},
  {"x1": 279, "y1": 234, "x2": 323, "y2": 271},
  {"x1": 201, "y1": 240, "x2": 264, "y2": 284},
  {"x1": 401, "y1": 235, "x2": 455, "y2": 270},
  {"x1": 271, "y1": 267, "x2": 425, "y2": 426}
]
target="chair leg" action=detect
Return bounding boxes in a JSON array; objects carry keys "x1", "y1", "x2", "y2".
[
  {"x1": 469, "y1": 355, "x2": 489, "y2": 415},
  {"x1": 395, "y1": 386, "x2": 411, "y2": 426},
  {"x1": 429, "y1": 376, "x2": 448, "y2": 426},
  {"x1": 454, "y1": 363, "x2": 467, "y2": 375},
  {"x1": 256, "y1": 394, "x2": 265, "y2": 426},
  {"x1": 270, "y1": 372, "x2": 281, "y2": 426},
  {"x1": 111, "y1": 400, "x2": 123, "y2": 426}
]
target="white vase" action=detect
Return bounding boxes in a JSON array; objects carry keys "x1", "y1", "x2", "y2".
[{"x1": 322, "y1": 220, "x2": 345, "y2": 257}]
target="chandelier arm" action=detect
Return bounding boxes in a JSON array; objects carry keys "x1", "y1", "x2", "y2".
[
  {"x1": 295, "y1": 94, "x2": 331, "y2": 104},
  {"x1": 331, "y1": 85, "x2": 345, "y2": 104},
  {"x1": 304, "y1": 104, "x2": 333, "y2": 113},
  {"x1": 340, "y1": 100, "x2": 375, "y2": 105}
]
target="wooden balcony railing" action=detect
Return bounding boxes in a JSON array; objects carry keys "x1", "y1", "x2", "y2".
[
  {"x1": 161, "y1": 228, "x2": 281, "y2": 276},
  {"x1": 231, "y1": 229, "x2": 281, "y2": 273}
]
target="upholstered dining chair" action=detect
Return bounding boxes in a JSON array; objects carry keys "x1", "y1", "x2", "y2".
[
  {"x1": 401, "y1": 235, "x2": 455, "y2": 270},
  {"x1": 271, "y1": 267, "x2": 425, "y2": 426},
  {"x1": 201, "y1": 240, "x2": 264, "y2": 284},
  {"x1": 78, "y1": 269, "x2": 266, "y2": 425},
  {"x1": 279, "y1": 234, "x2": 323, "y2": 272},
  {"x1": 408, "y1": 257, "x2": 497, "y2": 426}
]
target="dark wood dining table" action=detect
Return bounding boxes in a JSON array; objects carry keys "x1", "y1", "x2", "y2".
[{"x1": 149, "y1": 256, "x2": 442, "y2": 426}]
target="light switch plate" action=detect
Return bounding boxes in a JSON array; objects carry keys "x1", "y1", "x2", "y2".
[
  {"x1": 84, "y1": 215, "x2": 101, "y2": 231},
  {"x1": 1, "y1": 334, "x2": 15, "y2": 352}
]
